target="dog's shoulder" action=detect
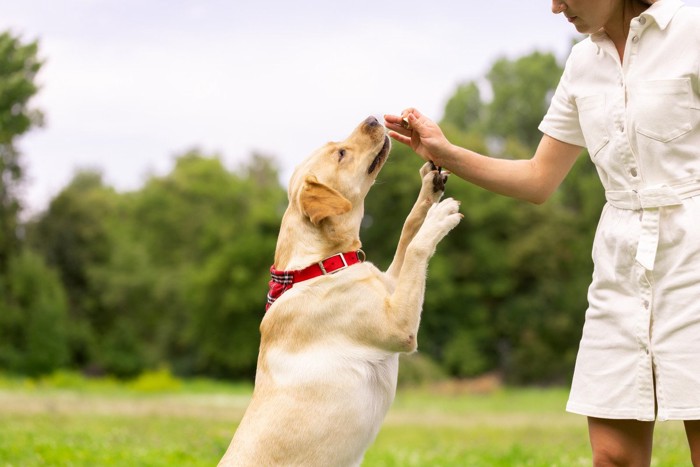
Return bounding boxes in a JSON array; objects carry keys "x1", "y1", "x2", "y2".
[{"x1": 260, "y1": 262, "x2": 393, "y2": 349}]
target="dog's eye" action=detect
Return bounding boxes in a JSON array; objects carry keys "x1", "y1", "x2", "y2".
[{"x1": 338, "y1": 149, "x2": 346, "y2": 161}]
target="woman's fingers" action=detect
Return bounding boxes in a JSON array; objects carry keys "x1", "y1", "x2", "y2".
[
  {"x1": 384, "y1": 113, "x2": 413, "y2": 136},
  {"x1": 387, "y1": 130, "x2": 411, "y2": 146}
]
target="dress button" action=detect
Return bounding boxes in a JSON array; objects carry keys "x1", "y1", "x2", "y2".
[
  {"x1": 639, "y1": 17, "x2": 647, "y2": 25},
  {"x1": 630, "y1": 168, "x2": 638, "y2": 177},
  {"x1": 632, "y1": 36, "x2": 640, "y2": 44},
  {"x1": 643, "y1": 299, "x2": 650, "y2": 309}
]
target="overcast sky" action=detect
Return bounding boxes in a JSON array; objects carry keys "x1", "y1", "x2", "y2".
[{"x1": 3, "y1": 0, "x2": 699, "y2": 215}]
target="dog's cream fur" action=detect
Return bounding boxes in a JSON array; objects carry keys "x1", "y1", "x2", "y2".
[{"x1": 219, "y1": 116, "x2": 461, "y2": 467}]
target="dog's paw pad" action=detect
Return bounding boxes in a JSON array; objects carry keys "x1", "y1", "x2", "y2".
[{"x1": 432, "y1": 171, "x2": 446, "y2": 193}]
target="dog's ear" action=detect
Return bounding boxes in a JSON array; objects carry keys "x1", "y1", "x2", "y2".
[{"x1": 300, "y1": 175, "x2": 352, "y2": 225}]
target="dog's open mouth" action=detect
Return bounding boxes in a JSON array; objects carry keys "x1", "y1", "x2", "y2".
[{"x1": 368, "y1": 136, "x2": 391, "y2": 175}]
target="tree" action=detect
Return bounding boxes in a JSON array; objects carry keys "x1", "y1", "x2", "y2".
[
  {"x1": 118, "y1": 151, "x2": 286, "y2": 377},
  {"x1": 0, "y1": 31, "x2": 43, "y2": 277},
  {"x1": 0, "y1": 31, "x2": 67, "y2": 377},
  {"x1": 28, "y1": 171, "x2": 117, "y2": 371},
  {"x1": 485, "y1": 52, "x2": 562, "y2": 150},
  {"x1": 27, "y1": 151, "x2": 286, "y2": 378},
  {"x1": 442, "y1": 81, "x2": 483, "y2": 134},
  {"x1": 182, "y1": 153, "x2": 286, "y2": 378},
  {"x1": 0, "y1": 249, "x2": 69, "y2": 375}
]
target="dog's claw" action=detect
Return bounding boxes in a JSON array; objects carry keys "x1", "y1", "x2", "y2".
[{"x1": 429, "y1": 161, "x2": 442, "y2": 174}]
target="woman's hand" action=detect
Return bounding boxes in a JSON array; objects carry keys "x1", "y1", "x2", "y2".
[{"x1": 384, "y1": 108, "x2": 451, "y2": 166}]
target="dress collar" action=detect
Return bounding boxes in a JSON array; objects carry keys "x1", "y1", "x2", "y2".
[{"x1": 590, "y1": 0, "x2": 684, "y2": 44}]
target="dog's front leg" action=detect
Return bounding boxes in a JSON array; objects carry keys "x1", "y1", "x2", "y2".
[
  {"x1": 383, "y1": 197, "x2": 461, "y2": 352},
  {"x1": 386, "y1": 163, "x2": 449, "y2": 281}
]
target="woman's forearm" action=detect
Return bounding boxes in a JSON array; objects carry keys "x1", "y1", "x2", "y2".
[{"x1": 438, "y1": 135, "x2": 582, "y2": 205}]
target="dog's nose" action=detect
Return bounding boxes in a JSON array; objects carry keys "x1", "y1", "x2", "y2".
[{"x1": 364, "y1": 116, "x2": 380, "y2": 127}]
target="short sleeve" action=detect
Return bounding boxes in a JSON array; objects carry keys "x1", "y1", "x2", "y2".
[{"x1": 538, "y1": 54, "x2": 586, "y2": 148}]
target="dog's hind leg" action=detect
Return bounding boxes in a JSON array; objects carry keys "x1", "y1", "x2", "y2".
[{"x1": 386, "y1": 162, "x2": 448, "y2": 280}]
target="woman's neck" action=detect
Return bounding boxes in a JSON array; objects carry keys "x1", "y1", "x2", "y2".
[{"x1": 604, "y1": 0, "x2": 651, "y2": 61}]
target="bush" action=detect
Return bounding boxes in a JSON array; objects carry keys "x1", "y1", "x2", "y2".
[
  {"x1": 442, "y1": 330, "x2": 492, "y2": 378},
  {"x1": 127, "y1": 367, "x2": 182, "y2": 393},
  {"x1": 397, "y1": 353, "x2": 447, "y2": 387},
  {"x1": 0, "y1": 249, "x2": 69, "y2": 376}
]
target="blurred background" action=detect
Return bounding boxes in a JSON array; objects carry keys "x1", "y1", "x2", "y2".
[
  {"x1": 7, "y1": 3, "x2": 700, "y2": 464},
  {"x1": 3, "y1": 0, "x2": 699, "y2": 386}
]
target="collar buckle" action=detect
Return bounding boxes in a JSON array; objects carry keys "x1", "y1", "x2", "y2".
[{"x1": 318, "y1": 252, "x2": 349, "y2": 275}]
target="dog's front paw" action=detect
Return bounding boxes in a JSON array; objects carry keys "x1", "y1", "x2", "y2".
[
  {"x1": 428, "y1": 197, "x2": 462, "y2": 231},
  {"x1": 415, "y1": 197, "x2": 462, "y2": 249},
  {"x1": 419, "y1": 162, "x2": 449, "y2": 203},
  {"x1": 431, "y1": 168, "x2": 448, "y2": 194}
]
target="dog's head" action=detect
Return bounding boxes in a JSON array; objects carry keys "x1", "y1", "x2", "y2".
[{"x1": 289, "y1": 116, "x2": 391, "y2": 227}]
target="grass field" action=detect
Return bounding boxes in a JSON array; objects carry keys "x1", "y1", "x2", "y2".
[{"x1": 0, "y1": 372, "x2": 691, "y2": 466}]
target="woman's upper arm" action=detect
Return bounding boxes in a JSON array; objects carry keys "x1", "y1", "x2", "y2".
[{"x1": 530, "y1": 133, "x2": 584, "y2": 203}]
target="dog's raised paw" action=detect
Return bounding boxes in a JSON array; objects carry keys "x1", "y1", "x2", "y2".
[
  {"x1": 421, "y1": 197, "x2": 462, "y2": 242},
  {"x1": 419, "y1": 162, "x2": 448, "y2": 200},
  {"x1": 419, "y1": 162, "x2": 433, "y2": 178},
  {"x1": 432, "y1": 171, "x2": 448, "y2": 194}
]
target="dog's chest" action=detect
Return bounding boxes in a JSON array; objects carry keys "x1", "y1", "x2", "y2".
[
  {"x1": 265, "y1": 343, "x2": 399, "y2": 414},
  {"x1": 268, "y1": 343, "x2": 396, "y2": 382}
]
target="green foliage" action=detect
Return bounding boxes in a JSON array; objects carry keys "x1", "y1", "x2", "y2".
[
  {"x1": 443, "y1": 329, "x2": 493, "y2": 378},
  {"x1": 0, "y1": 31, "x2": 43, "y2": 276},
  {"x1": 127, "y1": 367, "x2": 183, "y2": 392},
  {"x1": 0, "y1": 31, "x2": 49, "y2": 369},
  {"x1": 26, "y1": 150, "x2": 285, "y2": 379},
  {"x1": 485, "y1": 52, "x2": 563, "y2": 149},
  {"x1": 442, "y1": 81, "x2": 483, "y2": 133},
  {"x1": 28, "y1": 171, "x2": 120, "y2": 372},
  {"x1": 128, "y1": 151, "x2": 285, "y2": 378},
  {"x1": 0, "y1": 249, "x2": 69, "y2": 375},
  {"x1": 397, "y1": 353, "x2": 447, "y2": 387},
  {"x1": 0, "y1": 369, "x2": 251, "y2": 397},
  {"x1": 6, "y1": 44, "x2": 605, "y2": 385}
]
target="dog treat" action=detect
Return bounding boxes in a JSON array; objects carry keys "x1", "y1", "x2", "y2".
[{"x1": 401, "y1": 117, "x2": 411, "y2": 129}]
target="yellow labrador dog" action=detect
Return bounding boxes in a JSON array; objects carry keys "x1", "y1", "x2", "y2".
[{"x1": 219, "y1": 116, "x2": 461, "y2": 466}]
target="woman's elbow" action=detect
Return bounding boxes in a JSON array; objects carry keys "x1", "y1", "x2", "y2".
[{"x1": 521, "y1": 186, "x2": 554, "y2": 205}]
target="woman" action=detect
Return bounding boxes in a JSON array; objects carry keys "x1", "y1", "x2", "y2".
[{"x1": 385, "y1": 0, "x2": 700, "y2": 465}]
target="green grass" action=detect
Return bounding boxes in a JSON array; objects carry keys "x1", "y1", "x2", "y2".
[
  {"x1": 0, "y1": 373, "x2": 691, "y2": 466},
  {"x1": 369, "y1": 388, "x2": 689, "y2": 466}
]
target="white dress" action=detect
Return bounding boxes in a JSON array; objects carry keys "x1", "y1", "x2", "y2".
[{"x1": 538, "y1": 0, "x2": 700, "y2": 421}]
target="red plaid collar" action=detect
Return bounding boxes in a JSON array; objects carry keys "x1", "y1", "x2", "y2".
[{"x1": 266, "y1": 250, "x2": 365, "y2": 311}]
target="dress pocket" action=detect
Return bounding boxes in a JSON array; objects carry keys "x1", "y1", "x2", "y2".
[
  {"x1": 575, "y1": 94, "x2": 609, "y2": 158},
  {"x1": 633, "y1": 78, "x2": 692, "y2": 142}
]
